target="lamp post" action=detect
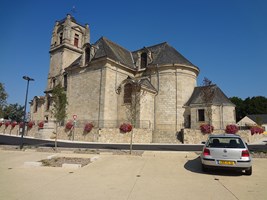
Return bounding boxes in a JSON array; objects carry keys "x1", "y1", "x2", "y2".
[{"x1": 20, "y1": 76, "x2": 34, "y2": 149}]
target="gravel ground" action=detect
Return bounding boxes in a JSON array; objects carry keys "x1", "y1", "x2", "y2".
[{"x1": 40, "y1": 157, "x2": 91, "y2": 167}]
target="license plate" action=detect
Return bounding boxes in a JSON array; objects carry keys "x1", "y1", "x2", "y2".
[{"x1": 219, "y1": 160, "x2": 235, "y2": 165}]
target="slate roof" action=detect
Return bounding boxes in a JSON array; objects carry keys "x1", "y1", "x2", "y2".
[
  {"x1": 139, "y1": 78, "x2": 157, "y2": 94},
  {"x1": 185, "y1": 85, "x2": 235, "y2": 106},
  {"x1": 65, "y1": 37, "x2": 198, "y2": 72},
  {"x1": 132, "y1": 42, "x2": 197, "y2": 68},
  {"x1": 93, "y1": 37, "x2": 135, "y2": 68},
  {"x1": 247, "y1": 114, "x2": 267, "y2": 124}
]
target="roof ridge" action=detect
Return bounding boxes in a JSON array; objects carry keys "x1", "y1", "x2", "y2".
[
  {"x1": 132, "y1": 42, "x2": 167, "y2": 53},
  {"x1": 101, "y1": 37, "x2": 132, "y2": 54}
]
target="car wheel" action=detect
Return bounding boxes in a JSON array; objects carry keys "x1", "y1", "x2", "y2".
[
  {"x1": 202, "y1": 164, "x2": 208, "y2": 172},
  {"x1": 244, "y1": 167, "x2": 252, "y2": 176}
]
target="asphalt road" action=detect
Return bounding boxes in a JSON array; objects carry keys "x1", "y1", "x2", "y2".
[{"x1": 0, "y1": 134, "x2": 266, "y2": 152}]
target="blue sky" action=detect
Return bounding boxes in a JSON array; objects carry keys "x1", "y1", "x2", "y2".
[{"x1": 0, "y1": 0, "x2": 267, "y2": 107}]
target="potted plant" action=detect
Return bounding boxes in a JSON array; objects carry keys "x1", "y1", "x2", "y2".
[
  {"x1": 84, "y1": 122, "x2": 94, "y2": 133},
  {"x1": 5, "y1": 121, "x2": 10, "y2": 128},
  {"x1": 11, "y1": 121, "x2": 17, "y2": 128},
  {"x1": 28, "y1": 121, "x2": 34, "y2": 129},
  {"x1": 250, "y1": 126, "x2": 264, "y2": 135},
  {"x1": 19, "y1": 122, "x2": 24, "y2": 128},
  {"x1": 119, "y1": 123, "x2": 132, "y2": 133},
  {"x1": 65, "y1": 121, "x2": 73, "y2": 130},
  {"x1": 225, "y1": 124, "x2": 239, "y2": 134},
  {"x1": 200, "y1": 124, "x2": 214, "y2": 134},
  {"x1": 38, "y1": 121, "x2": 44, "y2": 129}
]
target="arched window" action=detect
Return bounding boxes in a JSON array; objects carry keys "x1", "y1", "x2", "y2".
[
  {"x1": 46, "y1": 95, "x2": 51, "y2": 111},
  {"x1": 74, "y1": 34, "x2": 79, "y2": 47},
  {"x1": 63, "y1": 73, "x2": 68, "y2": 91},
  {"x1": 124, "y1": 83, "x2": 132, "y2": 104},
  {"x1": 34, "y1": 99, "x2": 38, "y2": 113},
  {"x1": 59, "y1": 32, "x2": 63, "y2": 44},
  {"x1": 141, "y1": 52, "x2": 147, "y2": 68},
  {"x1": 52, "y1": 78, "x2": 56, "y2": 88},
  {"x1": 85, "y1": 47, "x2": 90, "y2": 64}
]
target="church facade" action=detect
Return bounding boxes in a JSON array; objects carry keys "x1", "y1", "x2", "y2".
[{"x1": 30, "y1": 14, "x2": 236, "y2": 138}]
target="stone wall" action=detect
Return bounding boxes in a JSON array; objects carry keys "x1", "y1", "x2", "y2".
[
  {"x1": 183, "y1": 129, "x2": 266, "y2": 144},
  {"x1": 0, "y1": 125, "x2": 39, "y2": 138},
  {"x1": 1, "y1": 124, "x2": 265, "y2": 145},
  {"x1": 53, "y1": 127, "x2": 153, "y2": 143}
]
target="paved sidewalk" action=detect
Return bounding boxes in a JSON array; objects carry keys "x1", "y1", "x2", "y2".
[{"x1": 0, "y1": 148, "x2": 266, "y2": 200}]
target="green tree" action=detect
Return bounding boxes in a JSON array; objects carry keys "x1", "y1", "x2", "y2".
[
  {"x1": 245, "y1": 96, "x2": 267, "y2": 114},
  {"x1": 0, "y1": 82, "x2": 8, "y2": 117},
  {"x1": 230, "y1": 96, "x2": 267, "y2": 121},
  {"x1": 50, "y1": 84, "x2": 68, "y2": 150},
  {"x1": 229, "y1": 97, "x2": 246, "y2": 121},
  {"x1": 2, "y1": 103, "x2": 24, "y2": 122}
]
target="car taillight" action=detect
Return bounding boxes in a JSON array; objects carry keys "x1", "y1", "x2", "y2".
[
  {"x1": 242, "y1": 150, "x2": 250, "y2": 157},
  {"x1": 203, "y1": 148, "x2": 210, "y2": 156}
]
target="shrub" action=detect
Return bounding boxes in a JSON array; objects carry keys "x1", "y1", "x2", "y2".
[
  {"x1": 250, "y1": 126, "x2": 264, "y2": 135},
  {"x1": 225, "y1": 124, "x2": 239, "y2": 134},
  {"x1": 84, "y1": 122, "x2": 94, "y2": 133},
  {"x1": 38, "y1": 121, "x2": 44, "y2": 129},
  {"x1": 200, "y1": 124, "x2": 214, "y2": 134},
  {"x1": 65, "y1": 121, "x2": 73, "y2": 130},
  {"x1": 119, "y1": 123, "x2": 132, "y2": 133},
  {"x1": 28, "y1": 121, "x2": 34, "y2": 129}
]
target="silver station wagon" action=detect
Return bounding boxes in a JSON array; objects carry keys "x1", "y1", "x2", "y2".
[{"x1": 201, "y1": 134, "x2": 252, "y2": 175}]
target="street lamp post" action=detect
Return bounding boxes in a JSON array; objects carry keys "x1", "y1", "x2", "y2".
[{"x1": 20, "y1": 76, "x2": 34, "y2": 149}]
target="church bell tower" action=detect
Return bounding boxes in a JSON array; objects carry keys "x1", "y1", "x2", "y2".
[{"x1": 46, "y1": 14, "x2": 90, "y2": 92}]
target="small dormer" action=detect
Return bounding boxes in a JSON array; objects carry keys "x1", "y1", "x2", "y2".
[
  {"x1": 81, "y1": 43, "x2": 98, "y2": 66},
  {"x1": 135, "y1": 47, "x2": 153, "y2": 70}
]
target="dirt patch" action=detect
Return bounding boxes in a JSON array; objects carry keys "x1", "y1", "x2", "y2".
[{"x1": 40, "y1": 157, "x2": 91, "y2": 167}]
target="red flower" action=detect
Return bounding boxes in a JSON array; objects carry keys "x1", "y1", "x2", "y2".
[
  {"x1": 225, "y1": 124, "x2": 239, "y2": 134},
  {"x1": 38, "y1": 121, "x2": 44, "y2": 128},
  {"x1": 84, "y1": 122, "x2": 94, "y2": 132},
  {"x1": 200, "y1": 124, "x2": 214, "y2": 134},
  {"x1": 119, "y1": 123, "x2": 132, "y2": 133},
  {"x1": 250, "y1": 126, "x2": 264, "y2": 135},
  {"x1": 28, "y1": 121, "x2": 34, "y2": 129},
  {"x1": 5, "y1": 121, "x2": 10, "y2": 128},
  {"x1": 19, "y1": 122, "x2": 24, "y2": 128},
  {"x1": 65, "y1": 121, "x2": 73, "y2": 130},
  {"x1": 11, "y1": 121, "x2": 17, "y2": 128}
]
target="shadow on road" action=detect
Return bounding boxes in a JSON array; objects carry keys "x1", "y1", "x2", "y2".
[{"x1": 184, "y1": 156, "x2": 243, "y2": 177}]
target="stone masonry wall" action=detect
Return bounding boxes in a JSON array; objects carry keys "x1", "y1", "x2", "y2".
[
  {"x1": 183, "y1": 129, "x2": 265, "y2": 144},
  {"x1": 52, "y1": 127, "x2": 153, "y2": 143},
  {"x1": 1, "y1": 124, "x2": 265, "y2": 145},
  {"x1": 0, "y1": 123, "x2": 152, "y2": 144}
]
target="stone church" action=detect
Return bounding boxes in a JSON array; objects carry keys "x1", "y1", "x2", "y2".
[{"x1": 30, "y1": 14, "x2": 235, "y2": 139}]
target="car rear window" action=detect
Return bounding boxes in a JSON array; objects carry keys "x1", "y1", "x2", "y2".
[{"x1": 206, "y1": 137, "x2": 245, "y2": 148}]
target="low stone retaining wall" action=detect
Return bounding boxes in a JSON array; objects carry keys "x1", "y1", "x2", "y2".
[
  {"x1": 1, "y1": 124, "x2": 265, "y2": 144},
  {"x1": 0, "y1": 125, "x2": 37, "y2": 138},
  {"x1": 56, "y1": 127, "x2": 153, "y2": 143},
  {"x1": 183, "y1": 129, "x2": 266, "y2": 144}
]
